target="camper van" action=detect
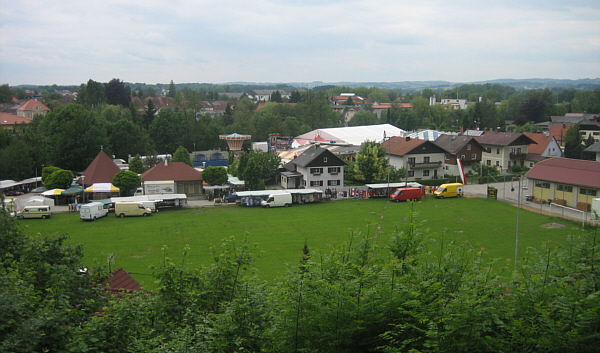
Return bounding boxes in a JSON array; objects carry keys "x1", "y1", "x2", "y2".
[
  {"x1": 16, "y1": 206, "x2": 52, "y2": 219},
  {"x1": 114, "y1": 201, "x2": 152, "y2": 218},
  {"x1": 434, "y1": 183, "x2": 464, "y2": 198},
  {"x1": 79, "y1": 202, "x2": 108, "y2": 221},
  {"x1": 261, "y1": 193, "x2": 292, "y2": 208},
  {"x1": 390, "y1": 187, "x2": 424, "y2": 202}
]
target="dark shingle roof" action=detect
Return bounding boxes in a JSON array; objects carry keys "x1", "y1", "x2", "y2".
[
  {"x1": 475, "y1": 131, "x2": 536, "y2": 147},
  {"x1": 82, "y1": 150, "x2": 121, "y2": 186},
  {"x1": 434, "y1": 135, "x2": 483, "y2": 155}
]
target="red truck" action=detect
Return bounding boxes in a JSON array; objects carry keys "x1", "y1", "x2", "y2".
[{"x1": 389, "y1": 187, "x2": 425, "y2": 202}]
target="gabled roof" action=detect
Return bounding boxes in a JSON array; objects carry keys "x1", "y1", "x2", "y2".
[
  {"x1": 284, "y1": 145, "x2": 345, "y2": 169},
  {"x1": 434, "y1": 134, "x2": 484, "y2": 155},
  {"x1": 475, "y1": 131, "x2": 536, "y2": 147},
  {"x1": 82, "y1": 150, "x2": 121, "y2": 186},
  {"x1": 548, "y1": 124, "x2": 572, "y2": 144},
  {"x1": 16, "y1": 99, "x2": 50, "y2": 112},
  {"x1": 0, "y1": 112, "x2": 32, "y2": 125},
  {"x1": 108, "y1": 268, "x2": 140, "y2": 292},
  {"x1": 524, "y1": 157, "x2": 600, "y2": 188},
  {"x1": 141, "y1": 161, "x2": 203, "y2": 182},
  {"x1": 584, "y1": 141, "x2": 600, "y2": 153},
  {"x1": 524, "y1": 133, "x2": 553, "y2": 155},
  {"x1": 382, "y1": 137, "x2": 447, "y2": 156}
]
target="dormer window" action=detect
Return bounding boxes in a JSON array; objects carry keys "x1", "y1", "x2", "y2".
[{"x1": 323, "y1": 157, "x2": 327, "y2": 163}]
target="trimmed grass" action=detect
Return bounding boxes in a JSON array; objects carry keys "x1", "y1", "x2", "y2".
[{"x1": 19, "y1": 197, "x2": 579, "y2": 289}]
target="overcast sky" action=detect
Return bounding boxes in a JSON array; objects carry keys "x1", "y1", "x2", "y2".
[{"x1": 1, "y1": 0, "x2": 599, "y2": 86}]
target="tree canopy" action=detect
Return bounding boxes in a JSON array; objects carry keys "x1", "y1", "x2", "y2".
[
  {"x1": 171, "y1": 146, "x2": 192, "y2": 166},
  {"x1": 354, "y1": 141, "x2": 389, "y2": 183},
  {"x1": 201, "y1": 166, "x2": 228, "y2": 185},
  {"x1": 112, "y1": 170, "x2": 141, "y2": 196}
]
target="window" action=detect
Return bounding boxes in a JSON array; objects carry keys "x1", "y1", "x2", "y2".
[
  {"x1": 460, "y1": 155, "x2": 465, "y2": 160},
  {"x1": 310, "y1": 167, "x2": 323, "y2": 175},
  {"x1": 487, "y1": 148, "x2": 492, "y2": 153},
  {"x1": 328, "y1": 180, "x2": 340, "y2": 186},
  {"x1": 408, "y1": 170, "x2": 414, "y2": 177},
  {"x1": 467, "y1": 143, "x2": 472, "y2": 150},
  {"x1": 496, "y1": 148, "x2": 500, "y2": 154},
  {"x1": 535, "y1": 180, "x2": 550, "y2": 189},
  {"x1": 408, "y1": 157, "x2": 416, "y2": 164},
  {"x1": 328, "y1": 167, "x2": 340, "y2": 174},
  {"x1": 423, "y1": 156, "x2": 430, "y2": 163},
  {"x1": 471, "y1": 153, "x2": 477, "y2": 160},
  {"x1": 423, "y1": 170, "x2": 429, "y2": 177},
  {"x1": 496, "y1": 161, "x2": 499, "y2": 166},
  {"x1": 310, "y1": 180, "x2": 324, "y2": 187},
  {"x1": 486, "y1": 160, "x2": 491, "y2": 165},
  {"x1": 529, "y1": 163, "x2": 534, "y2": 167},
  {"x1": 445, "y1": 154, "x2": 450, "y2": 160},
  {"x1": 323, "y1": 157, "x2": 328, "y2": 163},
  {"x1": 556, "y1": 184, "x2": 573, "y2": 192},
  {"x1": 580, "y1": 188, "x2": 597, "y2": 196}
]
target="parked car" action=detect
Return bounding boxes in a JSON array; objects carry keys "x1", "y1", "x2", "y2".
[{"x1": 16, "y1": 206, "x2": 52, "y2": 219}]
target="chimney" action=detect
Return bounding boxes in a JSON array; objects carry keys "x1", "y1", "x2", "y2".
[
  {"x1": 164, "y1": 159, "x2": 168, "y2": 166},
  {"x1": 405, "y1": 136, "x2": 411, "y2": 141}
]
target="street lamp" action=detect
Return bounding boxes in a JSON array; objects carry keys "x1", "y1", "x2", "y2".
[{"x1": 511, "y1": 175, "x2": 522, "y2": 271}]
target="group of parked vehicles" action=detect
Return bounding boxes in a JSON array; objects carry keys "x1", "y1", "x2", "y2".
[{"x1": 9, "y1": 183, "x2": 466, "y2": 219}]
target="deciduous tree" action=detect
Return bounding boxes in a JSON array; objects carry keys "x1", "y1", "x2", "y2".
[
  {"x1": 112, "y1": 170, "x2": 141, "y2": 196},
  {"x1": 354, "y1": 141, "x2": 389, "y2": 183}
]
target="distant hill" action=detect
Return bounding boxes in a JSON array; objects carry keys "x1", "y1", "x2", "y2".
[{"x1": 14, "y1": 78, "x2": 600, "y2": 93}]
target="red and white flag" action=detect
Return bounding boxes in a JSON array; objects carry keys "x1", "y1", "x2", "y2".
[{"x1": 457, "y1": 158, "x2": 467, "y2": 185}]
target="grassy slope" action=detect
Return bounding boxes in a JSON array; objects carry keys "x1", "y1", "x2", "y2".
[{"x1": 19, "y1": 197, "x2": 578, "y2": 289}]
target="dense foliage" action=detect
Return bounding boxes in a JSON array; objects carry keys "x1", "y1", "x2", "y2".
[
  {"x1": 201, "y1": 166, "x2": 228, "y2": 186},
  {"x1": 1, "y1": 205, "x2": 598, "y2": 352},
  {"x1": 112, "y1": 170, "x2": 142, "y2": 196}
]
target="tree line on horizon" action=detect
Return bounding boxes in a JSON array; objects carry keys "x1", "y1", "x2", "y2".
[{"x1": 1, "y1": 79, "x2": 599, "y2": 181}]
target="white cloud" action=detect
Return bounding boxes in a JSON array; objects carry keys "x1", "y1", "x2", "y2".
[{"x1": 0, "y1": 0, "x2": 598, "y2": 85}]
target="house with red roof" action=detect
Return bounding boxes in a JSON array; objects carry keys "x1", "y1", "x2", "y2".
[
  {"x1": 523, "y1": 132, "x2": 562, "y2": 167},
  {"x1": 475, "y1": 131, "x2": 536, "y2": 172},
  {"x1": 525, "y1": 157, "x2": 600, "y2": 210},
  {"x1": 16, "y1": 99, "x2": 50, "y2": 119},
  {"x1": 141, "y1": 160, "x2": 203, "y2": 196},
  {"x1": 0, "y1": 112, "x2": 32, "y2": 133},
  {"x1": 382, "y1": 136, "x2": 447, "y2": 181},
  {"x1": 81, "y1": 150, "x2": 122, "y2": 187}
]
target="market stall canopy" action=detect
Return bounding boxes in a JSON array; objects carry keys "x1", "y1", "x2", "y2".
[
  {"x1": 84, "y1": 183, "x2": 120, "y2": 193},
  {"x1": 62, "y1": 184, "x2": 85, "y2": 195},
  {"x1": 31, "y1": 185, "x2": 48, "y2": 193},
  {"x1": 41, "y1": 188, "x2": 65, "y2": 196}
]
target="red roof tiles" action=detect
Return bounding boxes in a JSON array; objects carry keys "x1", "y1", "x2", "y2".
[
  {"x1": 381, "y1": 137, "x2": 428, "y2": 156},
  {"x1": 141, "y1": 161, "x2": 202, "y2": 182},
  {"x1": 524, "y1": 157, "x2": 600, "y2": 188},
  {"x1": 524, "y1": 132, "x2": 551, "y2": 155},
  {"x1": 82, "y1": 150, "x2": 121, "y2": 186},
  {"x1": 108, "y1": 268, "x2": 140, "y2": 292},
  {"x1": 0, "y1": 112, "x2": 32, "y2": 125}
]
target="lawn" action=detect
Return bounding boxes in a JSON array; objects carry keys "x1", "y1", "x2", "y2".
[{"x1": 19, "y1": 197, "x2": 580, "y2": 289}]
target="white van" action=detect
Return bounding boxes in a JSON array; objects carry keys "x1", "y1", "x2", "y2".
[
  {"x1": 16, "y1": 206, "x2": 52, "y2": 219},
  {"x1": 261, "y1": 193, "x2": 292, "y2": 208},
  {"x1": 114, "y1": 201, "x2": 152, "y2": 218},
  {"x1": 79, "y1": 202, "x2": 108, "y2": 221}
]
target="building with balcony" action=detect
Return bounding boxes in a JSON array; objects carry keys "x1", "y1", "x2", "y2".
[
  {"x1": 475, "y1": 131, "x2": 536, "y2": 172},
  {"x1": 281, "y1": 144, "x2": 345, "y2": 190},
  {"x1": 433, "y1": 134, "x2": 485, "y2": 176},
  {"x1": 381, "y1": 137, "x2": 447, "y2": 181}
]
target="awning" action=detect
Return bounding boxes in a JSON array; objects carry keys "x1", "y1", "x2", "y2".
[
  {"x1": 84, "y1": 183, "x2": 120, "y2": 193},
  {"x1": 41, "y1": 188, "x2": 65, "y2": 196},
  {"x1": 31, "y1": 186, "x2": 48, "y2": 193},
  {"x1": 63, "y1": 185, "x2": 84, "y2": 195}
]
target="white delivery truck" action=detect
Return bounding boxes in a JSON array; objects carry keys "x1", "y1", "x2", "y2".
[
  {"x1": 114, "y1": 201, "x2": 153, "y2": 218},
  {"x1": 79, "y1": 202, "x2": 108, "y2": 221},
  {"x1": 261, "y1": 193, "x2": 292, "y2": 208}
]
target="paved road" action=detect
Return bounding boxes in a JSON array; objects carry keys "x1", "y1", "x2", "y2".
[{"x1": 463, "y1": 179, "x2": 597, "y2": 227}]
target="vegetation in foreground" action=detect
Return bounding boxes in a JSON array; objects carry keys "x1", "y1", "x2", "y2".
[{"x1": 1, "y1": 203, "x2": 599, "y2": 352}]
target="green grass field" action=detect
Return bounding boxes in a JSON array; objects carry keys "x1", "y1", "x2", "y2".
[{"x1": 18, "y1": 197, "x2": 580, "y2": 289}]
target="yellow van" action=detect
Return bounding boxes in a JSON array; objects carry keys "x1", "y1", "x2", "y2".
[
  {"x1": 114, "y1": 201, "x2": 152, "y2": 218},
  {"x1": 16, "y1": 206, "x2": 53, "y2": 219},
  {"x1": 434, "y1": 183, "x2": 464, "y2": 198}
]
